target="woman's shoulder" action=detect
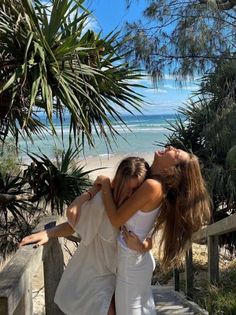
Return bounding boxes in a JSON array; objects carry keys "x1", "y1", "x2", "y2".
[
  {"x1": 141, "y1": 178, "x2": 163, "y2": 197},
  {"x1": 144, "y1": 178, "x2": 163, "y2": 189},
  {"x1": 136, "y1": 179, "x2": 163, "y2": 208}
]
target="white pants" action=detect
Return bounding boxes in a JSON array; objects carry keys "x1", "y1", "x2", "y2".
[{"x1": 115, "y1": 243, "x2": 156, "y2": 315}]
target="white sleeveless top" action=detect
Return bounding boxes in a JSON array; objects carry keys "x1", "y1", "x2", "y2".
[{"x1": 118, "y1": 207, "x2": 161, "y2": 248}]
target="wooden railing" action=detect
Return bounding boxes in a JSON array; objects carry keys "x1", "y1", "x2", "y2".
[
  {"x1": 1, "y1": 213, "x2": 236, "y2": 314},
  {"x1": 0, "y1": 216, "x2": 77, "y2": 315},
  {"x1": 174, "y1": 212, "x2": 236, "y2": 298}
]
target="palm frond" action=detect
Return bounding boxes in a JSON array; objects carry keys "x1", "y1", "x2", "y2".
[
  {"x1": 0, "y1": 0, "x2": 144, "y2": 148},
  {"x1": 25, "y1": 144, "x2": 92, "y2": 214}
]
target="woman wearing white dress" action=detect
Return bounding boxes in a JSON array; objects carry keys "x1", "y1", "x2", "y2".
[
  {"x1": 20, "y1": 147, "x2": 211, "y2": 315},
  {"x1": 95, "y1": 146, "x2": 211, "y2": 315},
  {"x1": 20, "y1": 156, "x2": 151, "y2": 315}
]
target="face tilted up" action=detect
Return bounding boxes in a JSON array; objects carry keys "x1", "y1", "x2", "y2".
[{"x1": 154, "y1": 146, "x2": 190, "y2": 168}]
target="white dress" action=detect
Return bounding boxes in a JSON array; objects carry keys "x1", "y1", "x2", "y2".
[
  {"x1": 54, "y1": 192, "x2": 118, "y2": 315},
  {"x1": 115, "y1": 208, "x2": 160, "y2": 315}
]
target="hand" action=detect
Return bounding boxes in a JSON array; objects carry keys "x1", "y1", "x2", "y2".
[
  {"x1": 121, "y1": 226, "x2": 144, "y2": 252},
  {"x1": 19, "y1": 230, "x2": 49, "y2": 248},
  {"x1": 94, "y1": 175, "x2": 110, "y2": 188}
]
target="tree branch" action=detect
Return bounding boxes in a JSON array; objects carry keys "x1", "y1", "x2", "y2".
[
  {"x1": 149, "y1": 53, "x2": 236, "y2": 60},
  {"x1": 0, "y1": 193, "x2": 34, "y2": 203},
  {"x1": 199, "y1": 0, "x2": 236, "y2": 10}
]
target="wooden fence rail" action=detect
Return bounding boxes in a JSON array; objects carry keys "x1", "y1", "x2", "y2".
[
  {"x1": 0, "y1": 216, "x2": 67, "y2": 315},
  {"x1": 1, "y1": 213, "x2": 236, "y2": 314},
  {"x1": 174, "y1": 212, "x2": 236, "y2": 298}
]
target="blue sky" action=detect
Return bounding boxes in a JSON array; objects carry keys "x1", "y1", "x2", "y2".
[{"x1": 83, "y1": 0, "x2": 199, "y2": 115}]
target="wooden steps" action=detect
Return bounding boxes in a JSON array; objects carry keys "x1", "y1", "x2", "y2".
[{"x1": 152, "y1": 285, "x2": 209, "y2": 315}]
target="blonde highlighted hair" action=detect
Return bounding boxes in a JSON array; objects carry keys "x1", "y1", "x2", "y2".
[{"x1": 112, "y1": 156, "x2": 150, "y2": 207}]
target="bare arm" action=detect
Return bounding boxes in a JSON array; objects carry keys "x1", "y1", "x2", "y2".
[
  {"x1": 19, "y1": 222, "x2": 74, "y2": 247},
  {"x1": 66, "y1": 185, "x2": 100, "y2": 226},
  {"x1": 122, "y1": 226, "x2": 153, "y2": 253},
  {"x1": 20, "y1": 185, "x2": 100, "y2": 247},
  {"x1": 95, "y1": 177, "x2": 163, "y2": 228}
]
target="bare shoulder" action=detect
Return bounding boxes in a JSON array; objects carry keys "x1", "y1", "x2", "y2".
[
  {"x1": 143, "y1": 178, "x2": 163, "y2": 193},
  {"x1": 135, "y1": 178, "x2": 163, "y2": 202},
  {"x1": 115, "y1": 177, "x2": 163, "y2": 218},
  {"x1": 130, "y1": 178, "x2": 163, "y2": 210}
]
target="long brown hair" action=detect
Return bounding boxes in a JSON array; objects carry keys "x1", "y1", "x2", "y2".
[
  {"x1": 112, "y1": 157, "x2": 150, "y2": 207},
  {"x1": 153, "y1": 153, "x2": 211, "y2": 270}
]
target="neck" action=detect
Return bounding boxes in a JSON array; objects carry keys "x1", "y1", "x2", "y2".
[{"x1": 150, "y1": 163, "x2": 164, "y2": 177}]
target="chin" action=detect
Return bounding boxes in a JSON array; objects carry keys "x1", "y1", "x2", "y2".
[{"x1": 154, "y1": 151, "x2": 161, "y2": 162}]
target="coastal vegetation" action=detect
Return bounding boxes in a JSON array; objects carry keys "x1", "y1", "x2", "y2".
[
  {"x1": 0, "y1": 0, "x2": 143, "y2": 147},
  {"x1": 125, "y1": 0, "x2": 236, "y2": 251},
  {"x1": 164, "y1": 58, "x2": 236, "y2": 314},
  {"x1": 125, "y1": 0, "x2": 236, "y2": 247},
  {"x1": 166, "y1": 59, "x2": 236, "y2": 222},
  {"x1": 0, "y1": 0, "x2": 144, "y2": 256},
  {"x1": 125, "y1": 1, "x2": 236, "y2": 313},
  {"x1": 125, "y1": 0, "x2": 236, "y2": 80},
  {"x1": 0, "y1": 0, "x2": 236, "y2": 313}
]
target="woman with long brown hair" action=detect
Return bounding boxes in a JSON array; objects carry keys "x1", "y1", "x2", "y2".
[{"x1": 95, "y1": 146, "x2": 211, "y2": 315}]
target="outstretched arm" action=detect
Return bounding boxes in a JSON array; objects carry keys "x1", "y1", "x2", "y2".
[
  {"x1": 95, "y1": 176, "x2": 162, "y2": 228},
  {"x1": 20, "y1": 186, "x2": 99, "y2": 247},
  {"x1": 19, "y1": 222, "x2": 74, "y2": 247}
]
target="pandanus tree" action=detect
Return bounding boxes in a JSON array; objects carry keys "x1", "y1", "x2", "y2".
[
  {"x1": 0, "y1": 0, "x2": 143, "y2": 147},
  {"x1": 0, "y1": 0, "x2": 144, "y2": 255}
]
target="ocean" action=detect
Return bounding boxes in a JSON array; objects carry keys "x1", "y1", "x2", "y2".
[{"x1": 19, "y1": 113, "x2": 177, "y2": 161}]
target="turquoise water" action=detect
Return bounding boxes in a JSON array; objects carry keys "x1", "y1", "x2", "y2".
[{"x1": 19, "y1": 114, "x2": 176, "y2": 161}]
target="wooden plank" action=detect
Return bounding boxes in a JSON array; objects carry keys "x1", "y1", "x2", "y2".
[
  {"x1": 13, "y1": 269, "x2": 32, "y2": 315},
  {"x1": 152, "y1": 285, "x2": 209, "y2": 314},
  {"x1": 173, "y1": 268, "x2": 180, "y2": 291},
  {"x1": 185, "y1": 247, "x2": 193, "y2": 299},
  {"x1": 0, "y1": 297, "x2": 8, "y2": 314},
  {"x1": 208, "y1": 236, "x2": 219, "y2": 284},
  {"x1": 0, "y1": 246, "x2": 43, "y2": 315},
  {"x1": 193, "y1": 212, "x2": 236, "y2": 242},
  {"x1": 43, "y1": 238, "x2": 64, "y2": 315},
  {"x1": 192, "y1": 227, "x2": 207, "y2": 242}
]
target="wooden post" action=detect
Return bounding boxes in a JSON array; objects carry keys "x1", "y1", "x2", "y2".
[
  {"x1": 185, "y1": 247, "x2": 193, "y2": 299},
  {"x1": 173, "y1": 268, "x2": 180, "y2": 291},
  {"x1": 208, "y1": 235, "x2": 219, "y2": 284},
  {"x1": 43, "y1": 237, "x2": 64, "y2": 315},
  {"x1": 0, "y1": 297, "x2": 8, "y2": 315}
]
